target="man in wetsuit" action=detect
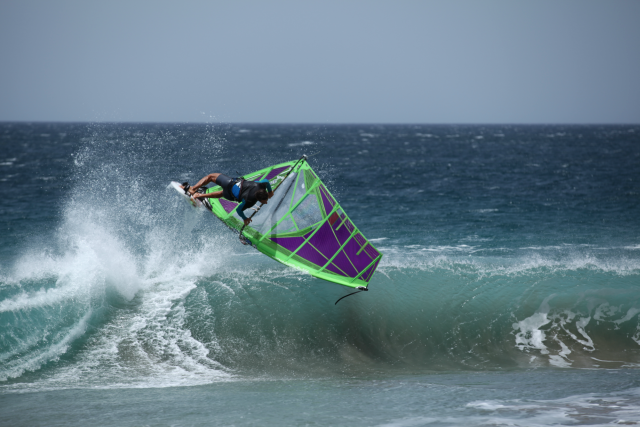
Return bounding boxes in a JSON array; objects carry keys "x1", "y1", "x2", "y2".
[{"x1": 183, "y1": 173, "x2": 273, "y2": 226}]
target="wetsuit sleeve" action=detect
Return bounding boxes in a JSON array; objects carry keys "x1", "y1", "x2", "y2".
[
  {"x1": 255, "y1": 179, "x2": 273, "y2": 193},
  {"x1": 236, "y1": 199, "x2": 248, "y2": 220}
]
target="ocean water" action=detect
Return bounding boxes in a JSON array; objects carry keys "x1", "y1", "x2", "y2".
[{"x1": 1, "y1": 122, "x2": 639, "y2": 426}]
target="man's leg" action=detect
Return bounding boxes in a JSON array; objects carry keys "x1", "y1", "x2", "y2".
[{"x1": 187, "y1": 173, "x2": 222, "y2": 195}]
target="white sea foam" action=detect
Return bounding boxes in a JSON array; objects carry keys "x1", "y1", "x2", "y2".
[
  {"x1": 514, "y1": 312, "x2": 551, "y2": 355},
  {"x1": 0, "y1": 285, "x2": 80, "y2": 313},
  {"x1": 287, "y1": 141, "x2": 314, "y2": 147},
  {"x1": 464, "y1": 388, "x2": 640, "y2": 426},
  {"x1": 548, "y1": 340, "x2": 572, "y2": 368},
  {"x1": 632, "y1": 327, "x2": 640, "y2": 346},
  {"x1": 466, "y1": 401, "x2": 509, "y2": 410},
  {"x1": 510, "y1": 290, "x2": 640, "y2": 367},
  {"x1": 573, "y1": 316, "x2": 594, "y2": 350},
  {"x1": 0, "y1": 311, "x2": 92, "y2": 382},
  {"x1": 376, "y1": 243, "x2": 640, "y2": 277},
  {"x1": 391, "y1": 396, "x2": 640, "y2": 427},
  {"x1": 54, "y1": 273, "x2": 232, "y2": 389},
  {"x1": 0, "y1": 228, "x2": 119, "y2": 312},
  {"x1": 513, "y1": 296, "x2": 574, "y2": 366},
  {"x1": 0, "y1": 187, "x2": 238, "y2": 389},
  {"x1": 614, "y1": 307, "x2": 640, "y2": 325},
  {"x1": 376, "y1": 417, "x2": 439, "y2": 427},
  {"x1": 593, "y1": 302, "x2": 619, "y2": 321}
]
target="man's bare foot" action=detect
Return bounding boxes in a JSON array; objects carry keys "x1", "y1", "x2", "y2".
[
  {"x1": 180, "y1": 182, "x2": 193, "y2": 196},
  {"x1": 181, "y1": 183, "x2": 197, "y2": 196}
]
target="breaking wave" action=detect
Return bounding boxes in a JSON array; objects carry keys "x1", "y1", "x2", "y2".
[{"x1": 1, "y1": 194, "x2": 639, "y2": 392}]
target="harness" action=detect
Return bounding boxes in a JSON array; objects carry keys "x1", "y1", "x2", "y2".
[
  {"x1": 231, "y1": 179, "x2": 244, "y2": 201},
  {"x1": 223, "y1": 178, "x2": 244, "y2": 202}
]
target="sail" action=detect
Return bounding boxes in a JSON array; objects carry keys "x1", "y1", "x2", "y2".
[{"x1": 202, "y1": 159, "x2": 382, "y2": 288}]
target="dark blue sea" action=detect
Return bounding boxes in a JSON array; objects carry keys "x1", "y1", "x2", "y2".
[{"x1": 1, "y1": 123, "x2": 640, "y2": 426}]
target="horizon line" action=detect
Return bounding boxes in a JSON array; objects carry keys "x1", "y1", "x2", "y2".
[{"x1": 1, "y1": 120, "x2": 639, "y2": 127}]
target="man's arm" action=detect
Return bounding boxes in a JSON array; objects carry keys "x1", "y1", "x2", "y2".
[{"x1": 236, "y1": 200, "x2": 251, "y2": 226}]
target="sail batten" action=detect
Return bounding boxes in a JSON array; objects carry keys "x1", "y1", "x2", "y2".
[{"x1": 204, "y1": 159, "x2": 381, "y2": 288}]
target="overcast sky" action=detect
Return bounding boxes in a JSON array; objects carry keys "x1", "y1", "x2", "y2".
[{"x1": 1, "y1": 0, "x2": 639, "y2": 124}]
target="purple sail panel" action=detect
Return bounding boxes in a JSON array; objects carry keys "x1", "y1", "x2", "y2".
[
  {"x1": 354, "y1": 233, "x2": 367, "y2": 247},
  {"x1": 332, "y1": 250, "x2": 358, "y2": 277},
  {"x1": 344, "y1": 219, "x2": 355, "y2": 234},
  {"x1": 265, "y1": 166, "x2": 290, "y2": 181},
  {"x1": 219, "y1": 198, "x2": 238, "y2": 214},
  {"x1": 295, "y1": 243, "x2": 329, "y2": 267},
  {"x1": 325, "y1": 263, "x2": 348, "y2": 277},
  {"x1": 319, "y1": 185, "x2": 336, "y2": 216},
  {"x1": 343, "y1": 236, "x2": 376, "y2": 273},
  {"x1": 270, "y1": 236, "x2": 305, "y2": 252},
  {"x1": 331, "y1": 218, "x2": 352, "y2": 246},
  {"x1": 360, "y1": 265, "x2": 374, "y2": 283},
  {"x1": 308, "y1": 221, "x2": 340, "y2": 259},
  {"x1": 364, "y1": 245, "x2": 379, "y2": 260},
  {"x1": 362, "y1": 259, "x2": 380, "y2": 282}
]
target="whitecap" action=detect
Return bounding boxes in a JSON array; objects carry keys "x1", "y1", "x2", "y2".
[{"x1": 287, "y1": 141, "x2": 314, "y2": 147}]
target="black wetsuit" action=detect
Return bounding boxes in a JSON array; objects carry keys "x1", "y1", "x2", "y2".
[{"x1": 215, "y1": 174, "x2": 272, "y2": 220}]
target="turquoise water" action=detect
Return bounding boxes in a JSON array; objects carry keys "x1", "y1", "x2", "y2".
[{"x1": 1, "y1": 123, "x2": 639, "y2": 425}]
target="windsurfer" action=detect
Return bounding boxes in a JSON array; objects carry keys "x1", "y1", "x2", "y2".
[{"x1": 182, "y1": 173, "x2": 273, "y2": 226}]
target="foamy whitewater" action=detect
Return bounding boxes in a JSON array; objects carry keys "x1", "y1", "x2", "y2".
[{"x1": 1, "y1": 123, "x2": 639, "y2": 426}]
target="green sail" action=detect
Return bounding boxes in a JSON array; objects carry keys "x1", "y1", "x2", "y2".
[{"x1": 203, "y1": 159, "x2": 382, "y2": 288}]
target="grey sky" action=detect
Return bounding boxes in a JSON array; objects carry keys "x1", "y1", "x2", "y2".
[{"x1": 1, "y1": 0, "x2": 639, "y2": 124}]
